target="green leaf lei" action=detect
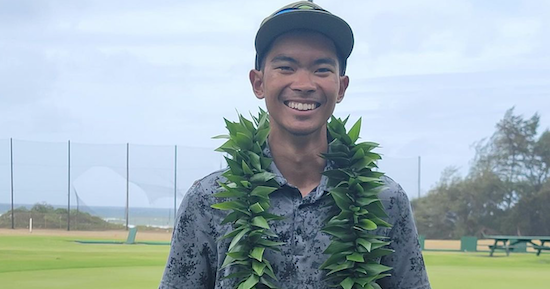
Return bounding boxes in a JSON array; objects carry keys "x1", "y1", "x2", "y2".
[{"x1": 213, "y1": 109, "x2": 393, "y2": 289}]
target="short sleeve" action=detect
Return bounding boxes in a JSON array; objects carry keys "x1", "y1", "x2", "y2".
[
  {"x1": 159, "y1": 181, "x2": 218, "y2": 289},
  {"x1": 378, "y1": 181, "x2": 431, "y2": 289}
]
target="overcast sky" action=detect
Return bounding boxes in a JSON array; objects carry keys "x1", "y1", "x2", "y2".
[{"x1": 1, "y1": 0, "x2": 549, "y2": 206}]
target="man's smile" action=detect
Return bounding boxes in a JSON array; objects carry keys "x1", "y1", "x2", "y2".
[{"x1": 284, "y1": 101, "x2": 320, "y2": 111}]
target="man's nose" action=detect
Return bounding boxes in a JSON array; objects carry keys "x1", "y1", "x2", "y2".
[{"x1": 290, "y1": 70, "x2": 316, "y2": 93}]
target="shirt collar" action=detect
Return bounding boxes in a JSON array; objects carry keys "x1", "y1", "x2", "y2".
[{"x1": 263, "y1": 141, "x2": 333, "y2": 202}]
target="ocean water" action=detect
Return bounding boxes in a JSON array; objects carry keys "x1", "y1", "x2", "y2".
[{"x1": 0, "y1": 203, "x2": 176, "y2": 228}]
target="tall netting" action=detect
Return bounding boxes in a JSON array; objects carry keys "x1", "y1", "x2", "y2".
[
  {"x1": 70, "y1": 142, "x2": 127, "y2": 230},
  {"x1": 127, "y1": 144, "x2": 176, "y2": 228},
  {"x1": 0, "y1": 140, "x2": 68, "y2": 229},
  {"x1": 0, "y1": 139, "x2": 11, "y2": 227},
  {"x1": 0, "y1": 138, "x2": 420, "y2": 230},
  {"x1": 378, "y1": 155, "x2": 420, "y2": 200},
  {"x1": 176, "y1": 145, "x2": 225, "y2": 215}
]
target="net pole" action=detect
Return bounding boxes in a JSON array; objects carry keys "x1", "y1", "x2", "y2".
[
  {"x1": 125, "y1": 143, "x2": 130, "y2": 230},
  {"x1": 67, "y1": 140, "x2": 71, "y2": 231},
  {"x1": 417, "y1": 156, "x2": 421, "y2": 199},
  {"x1": 10, "y1": 138, "x2": 14, "y2": 229},
  {"x1": 173, "y1": 145, "x2": 178, "y2": 223}
]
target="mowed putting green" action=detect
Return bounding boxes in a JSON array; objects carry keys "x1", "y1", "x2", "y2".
[{"x1": 1, "y1": 233, "x2": 550, "y2": 289}]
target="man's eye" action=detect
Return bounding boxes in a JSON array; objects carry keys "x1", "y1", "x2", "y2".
[
  {"x1": 317, "y1": 68, "x2": 333, "y2": 73},
  {"x1": 277, "y1": 66, "x2": 293, "y2": 71}
]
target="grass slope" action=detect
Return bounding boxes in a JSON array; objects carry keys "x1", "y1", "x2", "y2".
[{"x1": 1, "y1": 235, "x2": 549, "y2": 289}]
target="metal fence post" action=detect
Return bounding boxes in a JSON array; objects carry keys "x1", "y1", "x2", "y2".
[
  {"x1": 10, "y1": 138, "x2": 14, "y2": 229},
  {"x1": 67, "y1": 140, "x2": 71, "y2": 231},
  {"x1": 174, "y1": 145, "x2": 178, "y2": 223},
  {"x1": 125, "y1": 143, "x2": 130, "y2": 231}
]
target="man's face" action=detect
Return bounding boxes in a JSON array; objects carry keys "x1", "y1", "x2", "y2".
[{"x1": 250, "y1": 31, "x2": 349, "y2": 137}]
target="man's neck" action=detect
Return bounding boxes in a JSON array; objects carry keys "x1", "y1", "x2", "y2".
[{"x1": 268, "y1": 128, "x2": 328, "y2": 197}]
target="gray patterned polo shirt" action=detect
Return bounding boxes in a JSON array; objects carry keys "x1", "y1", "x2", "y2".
[{"x1": 159, "y1": 149, "x2": 431, "y2": 289}]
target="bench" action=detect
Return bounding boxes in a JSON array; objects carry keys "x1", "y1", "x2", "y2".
[{"x1": 533, "y1": 244, "x2": 550, "y2": 256}]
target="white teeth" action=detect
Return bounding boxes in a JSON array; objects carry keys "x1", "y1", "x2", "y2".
[{"x1": 287, "y1": 101, "x2": 317, "y2": 111}]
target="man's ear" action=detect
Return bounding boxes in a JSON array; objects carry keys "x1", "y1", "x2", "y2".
[
  {"x1": 337, "y1": 75, "x2": 349, "y2": 103},
  {"x1": 249, "y1": 69, "x2": 264, "y2": 99}
]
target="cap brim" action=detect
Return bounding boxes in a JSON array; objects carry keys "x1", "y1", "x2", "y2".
[{"x1": 255, "y1": 10, "x2": 354, "y2": 67}]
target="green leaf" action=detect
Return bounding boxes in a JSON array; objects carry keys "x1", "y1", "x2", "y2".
[
  {"x1": 352, "y1": 147, "x2": 365, "y2": 161},
  {"x1": 357, "y1": 238, "x2": 372, "y2": 252},
  {"x1": 220, "y1": 254, "x2": 236, "y2": 269},
  {"x1": 220, "y1": 211, "x2": 241, "y2": 225},
  {"x1": 355, "y1": 276, "x2": 378, "y2": 287},
  {"x1": 249, "y1": 202, "x2": 265, "y2": 214},
  {"x1": 215, "y1": 139, "x2": 238, "y2": 155},
  {"x1": 229, "y1": 227, "x2": 250, "y2": 251},
  {"x1": 356, "y1": 197, "x2": 378, "y2": 207},
  {"x1": 237, "y1": 274, "x2": 259, "y2": 289},
  {"x1": 366, "y1": 201, "x2": 389, "y2": 218},
  {"x1": 212, "y1": 134, "x2": 230, "y2": 139},
  {"x1": 252, "y1": 216, "x2": 270, "y2": 229},
  {"x1": 348, "y1": 117, "x2": 362, "y2": 143},
  {"x1": 252, "y1": 260, "x2": 266, "y2": 276},
  {"x1": 247, "y1": 152, "x2": 262, "y2": 171},
  {"x1": 322, "y1": 169, "x2": 352, "y2": 180},
  {"x1": 260, "y1": 156, "x2": 272, "y2": 170},
  {"x1": 239, "y1": 113, "x2": 255, "y2": 132},
  {"x1": 226, "y1": 157, "x2": 243, "y2": 175},
  {"x1": 323, "y1": 241, "x2": 354, "y2": 254},
  {"x1": 326, "y1": 261, "x2": 354, "y2": 275},
  {"x1": 250, "y1": 172, "x2": 276, "y2": 183},
  {"x1": 262, "y1": 259, "x2": 277, "y2": 280},
  {"x1": 249, "y1": 246, "x2": 265, "y2": 262},
  {"x1": 358, "y1": 219, "x2": 378, "y2": 230},
  {"x1": 260, "y1": 277, "x2": 277, "y2": 288},
  {"x1": 352, "y1": 156, "x2": 376, "y2": 170},
  {"x1": 213, "y1": 189, "x2": 246, "y2": 198},
  {"x1": 340, "y1": 277, "x2": 355, "y2": 289},
  {"x1": 255, "y1": 127, "x2": 270, "y2": 146},
  {"x1": 250, "y1": 186, "x2": 278, "y2": 198},
  {"x1": 220, "y1": 226, "x2": 247, "y2": 240},
  {"x1": 256, "y1": 239, "x2": 285, "y2": 248},
  {"x1": 364, "y1": 263, "x2": 392, "y2": 275},
  {"x1": 319, "y1": 252, "x2": 346, "y2": 270},
  {"x1": 211, "y1": 200, "x2": 247, "y2": 211},
  {"x1": 242, "y1": 160, "x2": 254, "y2": 175},
  {"x1": 346, "y1": 252, "x2": 364, "y2": 262},
  {"x1": 371, "y1": 217, "x2": 392, "y2": 227}
]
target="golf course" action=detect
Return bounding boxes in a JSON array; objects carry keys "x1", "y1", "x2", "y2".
[{"x1": 1, "y1": 229, "x2": 549, "y2": 289}]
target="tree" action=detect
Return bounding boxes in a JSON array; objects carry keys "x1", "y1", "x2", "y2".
[{"x1": 413, "y1": 108, "x2": 550, "y2": 238}]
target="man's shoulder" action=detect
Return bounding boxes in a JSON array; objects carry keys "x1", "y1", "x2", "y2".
[
  {"x1": 379, "y1": 175, "x2": 409, "y2": 201},
  {"x1": 187, "y1": 168, "x2": 228, "y2": 196},
  {"x1": 378, "y1": 175, "x2": 413, "y2": 220}
]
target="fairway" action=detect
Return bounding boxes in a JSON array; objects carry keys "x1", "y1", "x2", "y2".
[
  {"x1": 424, "y1": 251, "x2": 550, "y2": 289},
  {"x1": 1, "y1": 231, "x2": 549, "y2": 289},
  {"x1": 0, "y1": 232, "x2": 170, "y2": 289}
]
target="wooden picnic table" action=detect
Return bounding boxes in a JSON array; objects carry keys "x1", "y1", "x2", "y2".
[{"x1": 485, "y1": 235, "x2": 550, "y2": 256}]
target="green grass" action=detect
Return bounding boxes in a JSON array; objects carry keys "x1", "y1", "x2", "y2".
[
  {"x1": 0, "y1": 235, "x2": 169, "y2": 289},
  {"x1": 1, "y1": 235, "x2": 549, "y2": 288},
  {"x1": 424, "y1": 251, "x2": 550, "y2": 289}
]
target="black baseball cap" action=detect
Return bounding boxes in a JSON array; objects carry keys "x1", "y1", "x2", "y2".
[{"x1": 254, "y1": 1, "x2": 354, "y2": 74}]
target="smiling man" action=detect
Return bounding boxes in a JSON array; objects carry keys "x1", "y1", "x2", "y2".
[{"x1": 159, "y1": 2, "x2": 431, "y2": 289}]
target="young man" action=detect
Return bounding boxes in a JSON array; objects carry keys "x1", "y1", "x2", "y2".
[{"x1": 159, "y1": 2, "x2": 431, "y2": 289}]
